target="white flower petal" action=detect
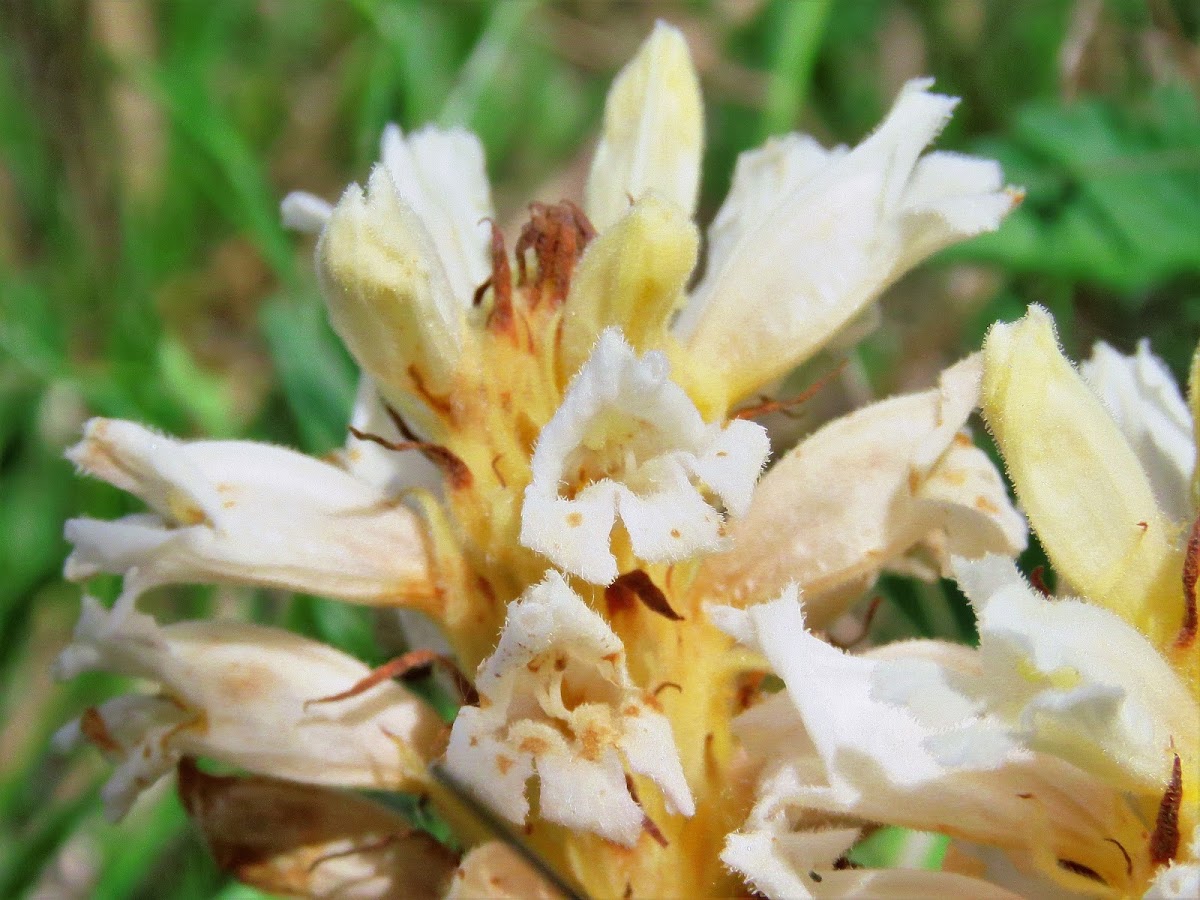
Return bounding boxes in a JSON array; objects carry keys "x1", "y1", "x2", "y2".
[
  {"x1": 679, "y1": 79, "x2": 1014, "y2": 407},
  {"x1": 715, "y1": 589, "x2": 1150, "y2": 892},
  {"x1": 280, "y1": 190, "x2": 334, "y2": 233},
  {"x1": 380, "y1": 124, "x2": 493, "y2": 304},
  {"x1": 952, "y1": 555, "x2": 1198, "y2": 792},
  {"x1": 722, "y1": 826, "x2": 860, "y2": 899},
  {"x1": 585, "y1": 22, "x2": 703, "y2": 232},
  {"x1": 445, "y1": 572, "x2": 693, "y2": 845},
  {"x1": 64, "y1": 418, "x2": 434, "y2": 607},
  {"x1": 521, "y1": 329, "x2": 767, "y2": 583},
  {"x1": 55, "y1": 596, "x2": 444, "y2": 820},
  {"x1": 694, "y1": 356, "x2": 1024, "y2": 626},
  {"x1": 1081, "y1": 339, "x2": 1196, "y2": 524}
]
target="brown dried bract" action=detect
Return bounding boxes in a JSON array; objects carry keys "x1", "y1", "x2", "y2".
[
  {"x1": 306, "y1": 648, "x2": 477, "y2": 709},
  {"x1": 349, "y1": 425, "x2": 472, "y2": 491},
  {"x1": 1178, "y1": 515, "x2": 1199, "y2": 649},
  {"x1": 177, "y1": 758, "x2": 458, "y2": 899},
  {"x1": 514, "y1": 200, "x2": 595, "y2": 309},
  {"x1": 1150, "y1": 753, "x2": 1183, "y2": 866},
  {"x1": 732, "y1": 359, "x2": 847, "y2": 420},
  {"x1": 479, "y1": 219, "x2": 516, "y2": 336},
  {"x1": 605, "y1": 569, "x2": 683, "y2": 621}
]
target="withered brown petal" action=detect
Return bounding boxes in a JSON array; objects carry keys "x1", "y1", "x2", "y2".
[{"x1": 178, "y1": 758, "x2": 458, "y2": 900}]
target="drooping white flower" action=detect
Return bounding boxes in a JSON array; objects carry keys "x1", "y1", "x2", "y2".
[
  {"x1": 54, "y1": 594, "x2": 445, "y2": 820},
  {"x1": 711, "y1": 588, "x2": 1159, "y2": 896},
  {"x1": 674, "y1": 78, "x2": 1017, "y2": 410},
  {"x1": 520, "y1": 328, "x2": 769, "y2": 585},
  {"x1": 694, "y1": 355, "x2": 1026, "y2": 627},
  {"x1": 64, "y1": 418, "x2": 434, "y2": 608},
  {"x1": 445, "y1": 571, "x2": 693, "y2": 846}
]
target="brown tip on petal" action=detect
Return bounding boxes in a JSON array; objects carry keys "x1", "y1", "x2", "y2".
[
  {"x1": 1178, "y1": 516, "x2": 1199, "y2": 649},
  {"x1": 1150, "y1": 753, "x2": 1183, "y2": 866},
  {"x1": 1056, "y1": 859, "x2": 1107, "y2": 885},
  {"x1": 605, "y1": 570, "x2": 683, "y2": 621}
]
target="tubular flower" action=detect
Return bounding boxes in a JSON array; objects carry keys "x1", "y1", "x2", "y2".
[
  {"x1": 715, "y1": 309, "x2": 1199, "y2": 898},
  {"x1": 57, "y1": 21, "x2": 1022, "y2": 900}
]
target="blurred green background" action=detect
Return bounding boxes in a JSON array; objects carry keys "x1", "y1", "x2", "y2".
[{"x1": 1, "y1": 0, "x2": 1197, "y2": 896}]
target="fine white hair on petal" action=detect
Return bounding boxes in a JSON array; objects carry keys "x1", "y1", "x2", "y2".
[
  {"x1": 678, "y1": 78, "x2": 1016, "y2": 406},
  {"x1": 380, "y1": 123, "x2": 493, "y2": 305},
  {"x1": 53, "y1": 595, "x2": 444, "y2": 820},
  {"x1": 280, "y1": 191, "x2": 334, "y2": 233},
  {"x1": 63, "y1": 418, "x2": 434, "y2": 608},
  {"x1": 1081, "y1": 339, "x2": 1196, "y2": 524},
  {"x1": 520, "y1": 328, "x2": 769, "y2": 584},
  {"x1": 693, "y1": 355, "x2": 1025, "y2": 628},
  {"x1": 444, "y1": 572, "x2": 693, "y2": 845},
  {"x1": 950, "y1": 554, "x2": 1198, "y2": 793},
  {"x1": 585, "y1": 21, "x2": 703, "y2": 232}
]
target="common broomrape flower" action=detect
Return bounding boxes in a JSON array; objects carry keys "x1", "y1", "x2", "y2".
[
  {"x1": 715, "y1": 307, "x2": 1198, "y2": 898},
  {"x1": 57, "y1": 21, "x2": 1023, "y2": 899}
]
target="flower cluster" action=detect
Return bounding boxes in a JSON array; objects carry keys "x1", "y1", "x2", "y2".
[{"x1": 53, "y1": 20, "x2": 1198, "y2": 900}]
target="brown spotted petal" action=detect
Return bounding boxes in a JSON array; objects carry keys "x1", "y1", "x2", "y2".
[
  {"x1": 444, "y1": 571, "x2": 693, "y2": 846},
  {"x1": 178, "y1": 759, "x2": 458, "y2": 900},
  {"x1": 53, "y1": 596, "x2": 446, "y2": 819},
  {"x1": 694, "y1": 355, "x2": 1025, "y2": 627}
]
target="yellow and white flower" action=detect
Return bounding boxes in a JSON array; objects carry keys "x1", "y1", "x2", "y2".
[
  {"x1": 57, "y1": 21, "x2": 1024, "y2": 899},
  {"x1": 717, "y1": 308, "x2": 1199, "y2": 898}
]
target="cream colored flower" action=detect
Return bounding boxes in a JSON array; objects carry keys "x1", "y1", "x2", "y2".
[
  {"x1": 445, "y1": 571, "x2": 693, "y2": 845},
  {"x1": 693, "y1": 355, "x2": 1026, "y2": 627},
  {"x1": 521, "y1": 328, "x2": 769, "y2": 584},
  {"x1": 54, "y1": 594, "x2": 445, "y2": 820},
  {"x1": 673, "y1": 78, "x2": 1017, "y2": 413},
  {"x1": 715, "y1": 310, "x2": 1199, "y2": 898},
  {"x1": 58, "y1": 20, "x2": 1021, "y2": 900}
]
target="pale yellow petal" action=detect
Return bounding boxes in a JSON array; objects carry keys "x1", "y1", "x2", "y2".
[
  {"x1": 558, "y1": 195, "x2": 698, "y2": 382},
  {"x1": 584, "y1": 22, "x2": 703, "y2": 232},
  {"x1": 980, "y1": 305, "x2": 1185, "y2": 649}
]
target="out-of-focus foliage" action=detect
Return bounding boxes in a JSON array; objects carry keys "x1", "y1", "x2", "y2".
[{"x1": 0, "y1": 0, "x2": 1196, "y2": 896}]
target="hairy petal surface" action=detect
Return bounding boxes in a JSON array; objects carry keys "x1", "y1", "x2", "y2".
[
  {"x1": 317, "y1": 165, "x2": 469, "y2": 423},
  {"x1": 64, "y1": 418, "x2": 434, "y2": 608},
  {"x1": 445, "y1": 572, "x2": 693, "y2": 845},
  {"x1": 522, "y1": 329, "x2": 768, "y2": 584},
  {"x1": 981, "y1": 305, "x2": 1185, "y2": 650},
  {"x1": 380, "y1": 124, "x2": 493, "y2": 305},
  {"x1": 694, "y1": 356, "x2": 1024, "y2": 625}
]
